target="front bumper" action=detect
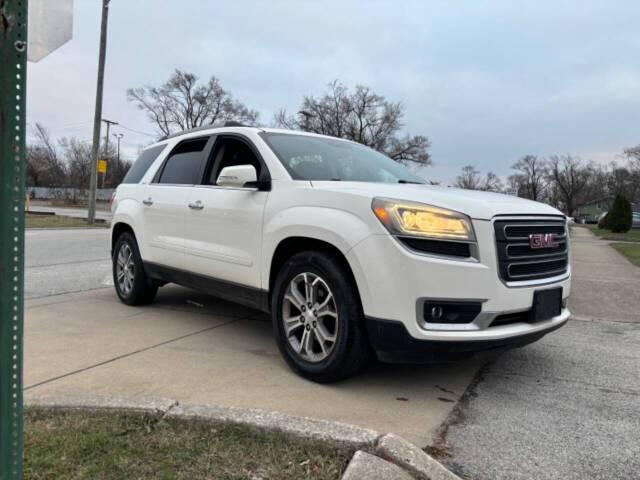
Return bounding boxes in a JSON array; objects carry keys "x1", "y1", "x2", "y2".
[
  {"x1": 365, "y1": 311, "x2": 568, "y2": 363},
  {"x1": 345, "y1": 218, "x2": 571, "y2": 347}
]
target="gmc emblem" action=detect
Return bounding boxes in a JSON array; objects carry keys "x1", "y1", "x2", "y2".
[{"x1": 530, "y1": 233, "x2": 559, "y2": 249}]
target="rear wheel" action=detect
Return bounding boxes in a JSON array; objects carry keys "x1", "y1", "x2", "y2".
[
  {"x1": 271, "y1": 250, "x2": 371, "y2": 382},
  {"x1": 113, "y1": 231, "x2": 158, "y2": 305}
]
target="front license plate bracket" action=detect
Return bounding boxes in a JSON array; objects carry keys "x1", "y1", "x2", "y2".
[{"x1": 530, "y1": 287, "x2": 562, "y2": 322}]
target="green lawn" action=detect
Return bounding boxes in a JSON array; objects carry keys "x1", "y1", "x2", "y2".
[
  {"x1": 610, "y1": 243, "x2": 640, "y2": 267},
  {"x1": 25, "y1": 214, "x2": 109, "y2": 229},
  {"x1": 24, "y1": 409, "x2": 355, "y2": 480},
  {"x1": 575, "y1": 224, "x2": 640, "y2": 242}
]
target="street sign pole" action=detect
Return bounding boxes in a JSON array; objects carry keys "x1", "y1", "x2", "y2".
[{"x1": 0, "y1": 1, "x2": 28, "y2": 478}]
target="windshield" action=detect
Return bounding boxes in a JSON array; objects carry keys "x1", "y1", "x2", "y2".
[{"x1": 261, "y1": 132, "x2": 425, "y2": 184}]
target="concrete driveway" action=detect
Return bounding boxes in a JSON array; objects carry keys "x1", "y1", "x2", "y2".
[{"x1": 24, "y1": 284, "x2": 480, "y2": 446}]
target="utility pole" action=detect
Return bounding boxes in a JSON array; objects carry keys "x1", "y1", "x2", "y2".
[
  {"x1": 298, "y1": 110, "x2": 314, "y2": 131},
  {"x1": 101, "y1": 118, "x2": 118, "y2": 188},
  {"x1": 113, "y1": 132, "x2": 123, "y2": 178},
  {"x1": 88, "y1": 0, "x2": 111, "y2": 224}
]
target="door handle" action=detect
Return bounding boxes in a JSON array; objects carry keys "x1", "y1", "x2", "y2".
[
  {"x1": 188, "y1": 200, "x2": 204, "y2": 210},
  {"x1": 142, "y1": 197, "x2": 153, "y2": 206}
]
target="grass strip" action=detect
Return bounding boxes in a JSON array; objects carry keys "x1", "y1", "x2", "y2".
[
  {"x1": 24, "y1": 408, "x2": 356, "y2": 480},
  {"x1": 26, "y1": 214, "x2": 109, "y2": 229},
  {"x1": 575, "y1": 224, "x2": 640, "y2": 242},
  {"x1": 610, "y1": 243, "x2": 640, "y2": 267}
]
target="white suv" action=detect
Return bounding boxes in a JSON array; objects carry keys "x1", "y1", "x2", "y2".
[{"x1": 111, "y1": 124, "x2": 571, "y2": 382}]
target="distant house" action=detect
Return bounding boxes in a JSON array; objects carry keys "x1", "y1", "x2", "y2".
[
  {"x1": 578, "y1": 198, "x2": 610, "y2": 223},
  {"x1": 579, "y1": 200, "x2": 640, "y2": 223}
]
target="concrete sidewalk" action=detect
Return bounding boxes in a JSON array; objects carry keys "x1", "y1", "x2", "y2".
[
  {"x1": 568, "y1": 227, "x2": 640, "y2": 324},
  {"x1": 24, "y1": 285, "x2": 481, "y2": 446}
]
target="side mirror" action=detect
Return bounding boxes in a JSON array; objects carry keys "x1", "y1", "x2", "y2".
[{"x1": 216, "y1": 165, "x2": 258, "y2": 188}]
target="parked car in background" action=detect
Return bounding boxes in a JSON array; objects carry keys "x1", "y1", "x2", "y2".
[
  {"x1": 598, "y1": 211, "x2": 608, "y2": 223},
  {"x1": 633, "y1": 212, "x2": 640, "y2": 228},
  {"x1": 110, "y1": 124, "x2": 571, "y2": 382}
]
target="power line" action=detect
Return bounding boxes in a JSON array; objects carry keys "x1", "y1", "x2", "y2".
[{"x1": 117, "y1": 123, "x2": 157, "y2": 138}]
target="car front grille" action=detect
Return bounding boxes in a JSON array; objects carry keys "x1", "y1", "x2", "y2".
[{"x1": 494, "y1": 217, "x2": 569, "y2": 283}]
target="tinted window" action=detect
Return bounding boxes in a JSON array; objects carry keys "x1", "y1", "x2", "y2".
[
  {"x1": 204, "y1": 137, "x2": 262, "y2": 185},
  {"x1": 261, "y1": 133, "x2": 424, "y2": 184},
  {"x1": 157, "y1": 137, "x2": 208, "y2": 185},
  {"x1": 121, "y1": 144, "x2": 166, "y2": 184}
]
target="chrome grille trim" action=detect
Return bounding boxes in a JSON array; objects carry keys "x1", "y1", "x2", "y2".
[{"x1": 493, "y1": 216, "x2": 570, "y2": 286}]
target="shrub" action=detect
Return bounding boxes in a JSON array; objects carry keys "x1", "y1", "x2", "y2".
[
  {"x1": 602, "y1": 193, "x2": 633, "y2": 232},
  {"x1": 598, "y1": 212, "x2": 610, "y2": 229}
]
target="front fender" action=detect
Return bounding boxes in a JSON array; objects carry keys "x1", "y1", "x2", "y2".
[{"x1": 261, "y1": 206, "x2": 374, "y2": 289}]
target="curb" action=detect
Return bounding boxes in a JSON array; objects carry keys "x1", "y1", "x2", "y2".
[
  {"x1": 25, "y1": 394, "x2": 462, "y2": 480},
  {"x1": 166, "y1": 403, "x2": 379, "y2": 448}
]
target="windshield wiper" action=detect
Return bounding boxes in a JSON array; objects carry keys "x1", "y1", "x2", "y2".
[{"x1": 397, "y1": 179, "x2": 423, "y2": 184}]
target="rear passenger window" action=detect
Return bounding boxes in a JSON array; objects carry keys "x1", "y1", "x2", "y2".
[
  {"x1": 121, "y1": 144, "x2": 166, "y2": 184},
  {"x1": 156, "y1": 137, "x2": 209, "y2": 185}
]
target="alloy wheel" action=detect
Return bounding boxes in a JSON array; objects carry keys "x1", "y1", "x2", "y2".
[
  {"x1": 281, "y1": 272, "x2": 339, "y2": 363},
  {"x1": 116, "y1": 242, "x2": 135, "y2": 295}
]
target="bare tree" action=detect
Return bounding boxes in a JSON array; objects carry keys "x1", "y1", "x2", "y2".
[
  {"x1": 453, "y1": 165, "x2": 482, "y2": 190},
  {"x1": 453, "y1": 166, "x2": 503, "y2": 192},
  {"x1": 59, "y1": 137, "x2": 96, "y2": 189},
  {"x1": 623, "y1": 145, "x2": 640, "y2": 169},
  {"x1": 622, "y1": 145, "x2": 640, "y2": 202},
  {"x1": 510, "y1": 155, "x2": 547, "y2": 201},
  {"x1": 26, "y1": 123, "x2": 67, "y2": 187},
  {"x1": 481, "y1": 172, "x2": 504, "y2": 192},
  {"x1": 547, "y1": 155, "x2": 595, "y2": 216},
  {"x1": 274, "y1": 80, "x2": 431, "y2": 167},
  {"x1": 127, "y1": 70, "x2": 259, "y2": 137}
]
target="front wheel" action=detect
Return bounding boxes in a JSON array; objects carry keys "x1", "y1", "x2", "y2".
[
  {"x1": 271, "y1": 250, "x2": 371, "y2": 382},
  {"x1": 113, "y1": 231, "x2": 158, "y2": 305}
]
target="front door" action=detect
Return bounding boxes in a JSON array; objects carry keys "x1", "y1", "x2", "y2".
[{"x1": 183, "y1": 135, "x2": 269, "y2": 289}]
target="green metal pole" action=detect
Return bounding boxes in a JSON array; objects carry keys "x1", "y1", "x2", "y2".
[{"x1": 0, "y1": 1, "x2": 27, "y2": 479}]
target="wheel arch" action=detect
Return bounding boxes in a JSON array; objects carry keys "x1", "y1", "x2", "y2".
[
  {"x1": 111, "y1": 222, "x2": 135, "y2": 257},
  {"x1": 268, "y1": 236, "x2": 363, "y2": 310}
]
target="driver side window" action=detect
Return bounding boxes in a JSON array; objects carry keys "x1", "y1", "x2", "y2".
[{"x1": 203, "y1": 137, "x2": 262, "y2": 185}]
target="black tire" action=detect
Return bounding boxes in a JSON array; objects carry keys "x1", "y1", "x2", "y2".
[
  {"x1": 112, "y1": 231, "x2": 158, "y2": 305},
  {"x1": 271, "y1": 250, "x2": 371, "y2": 382}
]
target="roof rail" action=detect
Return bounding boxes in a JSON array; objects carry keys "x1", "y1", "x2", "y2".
[{"x1": 158, "y1": 121, "x2": 251, "y2": 141}]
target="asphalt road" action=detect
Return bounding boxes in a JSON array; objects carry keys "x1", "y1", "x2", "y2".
[
  {"x1": 443, "y1": 319, "x2": 640, "y2": 480},
  {"x1": 25, "y1": 229, "x2": 111, "y2": 299},
  {"x1": 441, "y1": 228, "x2": 640, "y2": 480}
]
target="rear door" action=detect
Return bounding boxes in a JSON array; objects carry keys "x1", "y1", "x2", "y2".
[
  {"x1": 140, "y1": 136, "x2": 211, "y2": 269},
  {"x1": 183, "y1": 135, "x2": 270, "y2": 289}
]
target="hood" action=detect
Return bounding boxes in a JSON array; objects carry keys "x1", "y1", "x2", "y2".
[{"x1": 310, "y1": 181, "x2": 564, "y2": 220}]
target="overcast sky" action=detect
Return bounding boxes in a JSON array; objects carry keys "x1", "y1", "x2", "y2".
[{"x1": 27, "y1": 0, "x2": 640, "y2": 184}]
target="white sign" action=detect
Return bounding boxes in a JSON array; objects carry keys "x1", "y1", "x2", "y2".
[{"x1": 28, "y1": 0, "x2": 73, "y2": 62}]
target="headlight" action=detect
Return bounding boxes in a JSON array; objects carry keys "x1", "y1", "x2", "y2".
[{"x1": 372, "y1": 198, "x2": 476, "y2": 242}]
